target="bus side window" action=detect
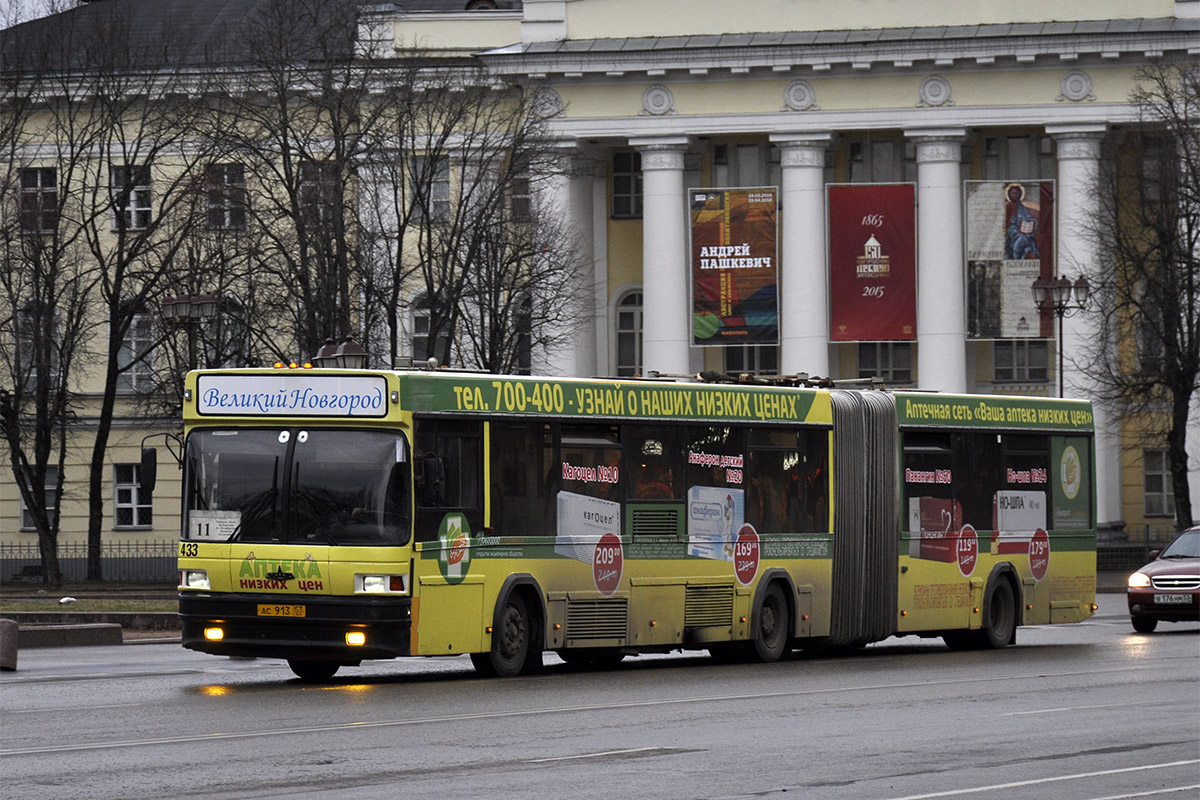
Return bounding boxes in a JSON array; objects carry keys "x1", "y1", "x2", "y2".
[
  {"x1": 953, "y1": 433, "x2": 1002, "y2": 532},
  {"x1": 902, "y1": 432, "x2": 956, "y2": 533},
  {"x1": 625, "y1": 425, "x2": 680, "y2": 501},
  {"x1": 747, "y1": 427, "x2": 829, "y2": 534},
  {"x1": 490, "y1": 421, "x2": 553, "y2": 537},
  {"x1": 559, "y1": 423, "x2": 622, "y2": 504},
  {"x1": 414, "y1": 419, "x2": 483, "y2": 542},
  {"x1": 1000, "y1": 432, "x2": 1051, "y2": 530}
]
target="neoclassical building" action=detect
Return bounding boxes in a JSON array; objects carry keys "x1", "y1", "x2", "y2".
[{"x1": 384, "y1": 0, "x2": 1197, "y2": 534}]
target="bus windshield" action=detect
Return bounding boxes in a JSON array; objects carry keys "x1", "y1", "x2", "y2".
[{"x1": 183, "y1": 428, "x2": 411, "y2": 546}]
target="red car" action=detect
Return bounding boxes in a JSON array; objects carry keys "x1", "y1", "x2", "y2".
[{"x1": 1127, "y1": 526, "x2": 1200, "y2": 633}]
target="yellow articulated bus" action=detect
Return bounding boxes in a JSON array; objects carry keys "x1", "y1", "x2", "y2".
[{"x1": 166, "y1": 366, "x2": 1096, "y2": 680}]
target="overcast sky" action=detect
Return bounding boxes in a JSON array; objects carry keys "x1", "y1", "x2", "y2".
[{"x1": 1, "y1": 0, "x2": 68, "y2": 28}]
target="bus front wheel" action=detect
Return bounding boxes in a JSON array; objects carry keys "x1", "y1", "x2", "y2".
[
  {"x1": 472, "y1": 594, "x2": 534, "y2": 678},
  {"x1": 750, "y1": 583, "x2": 791, "y2": 663},
  {"x1": 288, "y1": 659, "x2": 339, "y2": 681}
]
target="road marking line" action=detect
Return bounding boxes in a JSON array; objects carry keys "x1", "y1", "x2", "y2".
[
  {"x1": 1002, "y1": 700, "x2": 1145, "y2": 716},
  {"x1": 884, "y1": 761, "x2": 1200, "y2": 800}
]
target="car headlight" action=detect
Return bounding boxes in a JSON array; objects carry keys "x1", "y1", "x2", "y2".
[{"x1": 1127, "y1": 572, "x2": 1151, "y2": 589}]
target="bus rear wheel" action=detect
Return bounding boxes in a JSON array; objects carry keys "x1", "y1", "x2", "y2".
[
  {"x1": 472, "y1": 594, "x2": 534, "y2": 678},
  {"x1": 979, "y1": 578, "x2": 1017, "y2": 649},
  {"x1": 751, "y1": 583, "x2": 791, "y2": 663},
  {"x1": 288, "y1": 659, "x2": 340, "y2": 681}
]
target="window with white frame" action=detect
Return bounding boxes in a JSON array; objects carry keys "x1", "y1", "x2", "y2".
[
  {"x1": 411, "y1": 155, "x2": 450, "y2": 222},
  {"x1": 1144, "y1": 449, "x2": 1175, "y2": 518},
  {"x1": 508, "y1": 174, "x2": 531, "y2": 222},
  {"x1": 110, "y1": 164, "x2": 152, "y2": 230},
  {"x1": 993, "y1": 339, "x2": 1049, "y2": 383},
  {"x1": 20, "y1": 167, "x2": 57, "y2": 234},
  {"x1": 858, "y1": 342, "x2": 913, "y2": 384},
  {"x1": 20, "y1": 466, "x2": 58, "y2": 530},
  {"x1": 615, "y1": 290, "x2": 642, "y2": 376},
  {"x1": 114, "y1": 463, "x2": 153, "y2": 528},
  {"x1": 206, "y1": 162, "x2": 246, "y2": 230},
  {"x1": 611, "y1": 151, "x2": 642, "y2": 219},
  {"x1": 116, "y1": 312, "x2": 155, "y2": 393},
  {"x1": 724, "y1": 345, "x2": 779, "y2": 376}
]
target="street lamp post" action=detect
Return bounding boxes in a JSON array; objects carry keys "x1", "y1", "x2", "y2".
[
  {"x1": 161, "y1": 294, "x2": 219, "y2": 371},
  {"x1": 1031, "y1": 275, "x2": 1089, "y2": 398},
  {"x1": 312, "y1": 336, "x2": 367, "y2": 369}
]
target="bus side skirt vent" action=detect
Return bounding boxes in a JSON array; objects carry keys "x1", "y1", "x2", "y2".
[
  {"x1": 566, "y1": 598, "x2": 629, "y2": 644},
  {"x1": 684, "y1": 584, "x2": 735, "y2": 627}
]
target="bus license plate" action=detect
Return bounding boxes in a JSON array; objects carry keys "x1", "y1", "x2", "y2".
[
  {"x1": 1153, "y1": 594, "x2": 1191, "y2": 605},
  {"x1": 257, "y1": 604, "x2": 306, "y2": 617}
]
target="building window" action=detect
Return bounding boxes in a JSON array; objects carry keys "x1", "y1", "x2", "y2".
[
  {"x1": 615, "y1": 290, "x2": 642, "y2": 376},
  {"x1": 412, "y1": 294, "x2": 451, "y2": 365},
  {"x1": 116, "y1": 312, "x2": 155, "y2": 393},
  {"x1": 993, "y1": 340, "x2": 1049, "y2": 383},
  {"x1": 20, "y1": 466, "x2": 58, "y2": 530},
  {"x1": 847, "y1": 139, "x2": 915, "y2": 184},
  {"x1": 612, "y1": 151, "x2": 642, "y2": 219},
  {"x1": 19, "y1": 167, "x2": 57, "y2": 234},
  {"x1": 725, "y1": 345, "x2": 779, "y2": 376},
  {"x1": 858, "y1": 342, "x2": 912, "y2": 384},
  {"x1": 114, "y1": 463, "x2": 153, "y2": 528},
  {"x1": 111, "y1": 164, "x2": 152, "y2": 230},
  {"x1": 16, "y1": 300, "x2": 60, "y2": 390},
  {"x1": 411, "y1": 155, "x2": 450, "y2": 222},
  {"x1": 1144, "y1": 449, "x2": 1175, "y2": 518},
  {"x1": 981, "y1": 135, "x2": 1055, "y2": 181},
  {"x1": 206, "y1": 163, "x2": 246, "y2": 230},
  {"x1": 299, "y1": 161, "x2": 340, "y2": 226},
  {"x1": 508, "y1": 174, "x2": 531, "y2": 222}
]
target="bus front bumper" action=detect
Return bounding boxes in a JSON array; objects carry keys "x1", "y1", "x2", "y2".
[{"x1": 180, "y1": 592, "x2": 412, "y2": 662}]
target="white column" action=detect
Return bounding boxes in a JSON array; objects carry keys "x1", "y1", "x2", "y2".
[
  {"x1": 537, "y1": 146, "x2": 595, "y2": 377},
  {"x1": 631, "y1": 136, "x2": 690, "y2": 376},
  {"x1": 771, "y1": 133, "x2": 832, "y2": 378},
  {"x1": 908, "y1": 129, "x2": 968, "y2": 394},
  {"x1": 1049, "y1": 124, "x2": 1122, "y2": 527}
]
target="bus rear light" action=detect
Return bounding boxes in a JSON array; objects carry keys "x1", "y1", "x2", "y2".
[
  {"x1": 204, "y1": 627, "x2": 224, "y2": 641},
  {"x1": 346, "y1": 631, "x2": 367, "y2": 646}
]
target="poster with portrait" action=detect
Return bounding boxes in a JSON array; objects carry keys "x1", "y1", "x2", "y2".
[
  {"x1": 965, "y1": 181, "x2": 1055, "y2": 339},
  {"x1": 690, "y1": 187, "x2": 779, "y2": 346},
  {"x1": 828, "y1": 184, "x2": 917, "y2": 341}
]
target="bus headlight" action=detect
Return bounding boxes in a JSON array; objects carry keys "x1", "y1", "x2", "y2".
[
  {"x1": 181, "y1": 569, "x2": 210, "y2": 590},
  {"x1": 356, "y1": 574, "x2": 407, "y2": 594},
  {"x1": 1128, "y1": 572, "x2": 1151, "y2": 589}
]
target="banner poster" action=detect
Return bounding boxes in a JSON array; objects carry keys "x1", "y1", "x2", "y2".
[
  {"x1": 828, "y1": 184, "x2": 917, "y2": 341},
  {"x1": 965, "y1": 181, "x2": 1055, "y2": 339},
  {"x1": 690, "y1": 187, "x2": 779, "y2": 346}
]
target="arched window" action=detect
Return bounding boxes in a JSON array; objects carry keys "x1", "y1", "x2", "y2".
[{"x1": 615, "y1": 290, "x2": 642, "y2": 377}]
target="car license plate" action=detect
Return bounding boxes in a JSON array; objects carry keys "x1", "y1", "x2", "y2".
[
  {"x1": 1153, "y1": 594, "x2": 1191, "y2": 605},
  {"x1": 257, "y1": 604, "x2": 306, "y2": 617}
]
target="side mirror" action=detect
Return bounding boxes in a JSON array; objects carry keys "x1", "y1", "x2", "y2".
[
  {"x1": 140, "y1": 447, "x2": 158, "y2": 493},
  {"x1": 417, "y1": 451, "x2": 445, "y2": 506},
  {"x1": 1148, "y1": 549, "x2": 1161, "y2": 561}
]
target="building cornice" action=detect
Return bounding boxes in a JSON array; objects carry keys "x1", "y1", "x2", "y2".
[{"x1": 479, "y1": 19, "x2": 1199, "y2": 81}]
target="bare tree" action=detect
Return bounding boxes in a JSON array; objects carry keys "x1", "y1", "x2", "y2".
[
  {"x1": 1081, "y1": 64, "x2": 1199, "y2": 529},
  {"x1": 4, "y1": 4, "x2": 223, "y2": 578}
]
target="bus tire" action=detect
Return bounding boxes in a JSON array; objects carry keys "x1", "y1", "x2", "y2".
[
  {"x1": 287, "y1": 659, "x2": 339, "y2": 681},
  {"x1": 750, "y1": 583, "x2": 790, "y2": 663},
  {"x1": 472, "y1": 593, "x2": 532, "y2": 678},
  {"x1": 979, "y1": 578, "x2": 1017, "y2": 649}
]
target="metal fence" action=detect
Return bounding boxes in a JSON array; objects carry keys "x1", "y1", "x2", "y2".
[
  {"x1": 0, "y1": 541, "x2": 177, "y2": 584},
  {"x1": 1096, "y1": 525, "x2": 1183, "y2": 572}
]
